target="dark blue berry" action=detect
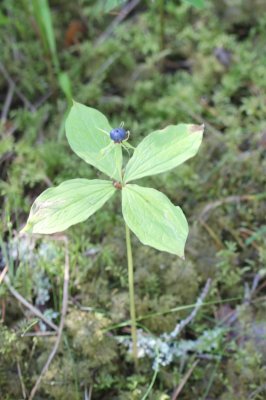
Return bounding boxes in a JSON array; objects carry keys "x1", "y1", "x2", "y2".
[{"x1": 110, "y1": 127, "x2": 127, "y2": 143}]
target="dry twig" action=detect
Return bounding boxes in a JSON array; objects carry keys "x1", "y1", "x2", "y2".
[
  {"x1": 4, "y1": 274, "x2": 58, "y2": 332},
  {"x1": 167, "y1": 279, "x2": 212, "y2": 339},
  {"x1": 248, "y1": 383, "x2": 266, "y2": 399},
  {"x1": 198, "y1": 193, "x2": 266, "y2": 223},
  {"x1": 0, "y1": 62, "x2": 36, "y2": 112},
  {"x1": 1, "y1": 84, "x2": 14, "y2": 122},
  {"x1": 0, "y1": 265, "x2": 8, "y2": 284},
  {"x1": 95, "y1": 0, "x2": 141, "y2": 46},
  {"x1": 17, "y1": 359, "x2": 27, "y2": 399},
  {"x1": 171, "y1": 360, "x2": 199, "y2": 400},
  {"x1": 28, "y1": 237, "x2": 70, "y2": 400},
  {"x1": 84, "y1": 385, "x2": 93, "y2": 400},
  {"x1": 22, "y1": 331, "x2": 57, "y2": 337},
  {"x1": 244, "y1": 273, "x2": 261, "y2": 305}
]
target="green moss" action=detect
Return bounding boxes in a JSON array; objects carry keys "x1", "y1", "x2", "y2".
[{"x1": 1, "y1": 0, "x2": 266, "y2": 397}]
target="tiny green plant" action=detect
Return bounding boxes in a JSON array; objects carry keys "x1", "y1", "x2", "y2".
[{"x1": 22, "y1": 101, "x2": 204, "y2": 366}]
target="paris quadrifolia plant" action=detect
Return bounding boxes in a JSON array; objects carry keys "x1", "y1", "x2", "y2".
[{"x1": 22, "y1": 101, "x2": 204, "y2": 366}]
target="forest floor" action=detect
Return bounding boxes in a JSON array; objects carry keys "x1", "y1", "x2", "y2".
[{"x1": 1, "y1": 1, "x2": 266, "y2": 399}]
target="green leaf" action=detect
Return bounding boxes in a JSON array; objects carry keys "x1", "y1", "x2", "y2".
[
  {"x1": 31, "y1": 0, "x2": 59, "y2": 71},
  {"x1": 22, "y1": 179, "x2": 116, "y2": 234},
  {"x1": 122, "y1": 184, "x2": 188, "y2": 257},
  {"x1": 183, "y1": 0, "x2": 206, "y2": 9},
  {"x1": 124, "y1": 124, "x2": 204, "y2": 183},
  {"x1": 65, "y1": 102, "x2": 122, "y2": 181}
]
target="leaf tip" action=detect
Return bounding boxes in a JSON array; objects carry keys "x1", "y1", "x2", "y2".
[{"x1": 189, "y1": 124, "x2": 205, "y2": 134}]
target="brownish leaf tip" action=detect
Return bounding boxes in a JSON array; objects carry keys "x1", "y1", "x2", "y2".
[{"x1": 190, "y1": 124, "x2": 205, "y2": 133}]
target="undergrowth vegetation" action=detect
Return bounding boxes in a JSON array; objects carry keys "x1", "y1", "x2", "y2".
[{"x1": 0, "y1": 0, "x2": 266, "y2": 399}]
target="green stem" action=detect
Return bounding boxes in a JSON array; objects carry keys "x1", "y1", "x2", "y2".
[{"x1": 125, "y1": 223, "x2": 138, "y2": 367}]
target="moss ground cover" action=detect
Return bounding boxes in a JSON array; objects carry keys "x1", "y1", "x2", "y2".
[{"x1": 0, "y1": 1, "x2": 266, "y2": 398}]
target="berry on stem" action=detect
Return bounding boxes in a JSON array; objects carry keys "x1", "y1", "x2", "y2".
[{"x1": 110, "y1": 127, "x2": 127, "y2": 143}]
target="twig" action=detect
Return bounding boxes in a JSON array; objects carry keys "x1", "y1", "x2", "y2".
[
  {"x1": 0, "y1": 266, "x2": 8, "y2": 284},
  {"x1": 84, "y1": 385, "x2": 93, "y2": 400},
  {"x1": 1, "y1": 84, "x2": 14, "y2": 122},
  {"x1": 33, "y1": 90, "x2": 53, "y2": 109},
  {"x1": 244, "y1": 273, "x2": 261, "y2": 305},
  {"x1": 28, "y1": 237, "x2": 70, "y2": 400},
  {"x1": 0, "y1": 62, "x2": 36, "y2": 112},
  {"x1": 217, "y1": 218, "x2": 245, "y2": 249},
  {"x1": 171, "y1": 360, "x2": 199, "y2": 400},
  {"x1": 248, "y1": 383, "x2": 266, "y2": 399},
  {"x1": 118, "y1": 280, "x2": 213, "y2": 368},
  {"x1": 17, "y1": 359, "x2": 27, "y2": 399},
  {"x1": 91, "y1": 54, "x2": 119, "y2": 82},
  {"x1": 199, "y1": 220, "x2": 224, "y2": 249},
  {"x1": 251, "y1": 273, "x2": 261, "y2": 293},
  {"x1": 4, "y1": 274, "x2": 58, "y2": 332},
  {"x1": 95, "y1": 0, "x2": 141, "y2": 46},
  {"x1": 167, "y1": 279, "x2": 212, "y2": 339},
  {"x1": 198, "y1": 193, "x2": 266, "y2": 222},
  {"x1": 88, "y1": 385, "x2": 93, "y2": 400},
  {"x1": 196, "y1": 354, "x2": 221, "y2": 361},
  {"x1": 21, "y1": 331, "x2": 57, "y2": 337}
]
